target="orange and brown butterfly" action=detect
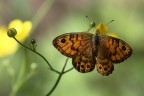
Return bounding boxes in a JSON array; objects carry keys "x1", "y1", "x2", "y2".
[{"x1": 52, "y1": 22, "x2": 132, "y2": 76}]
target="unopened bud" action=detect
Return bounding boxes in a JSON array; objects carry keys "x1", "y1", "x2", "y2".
[{"x1": 7, "y1": 28, "x2": 17, "y2": 37}]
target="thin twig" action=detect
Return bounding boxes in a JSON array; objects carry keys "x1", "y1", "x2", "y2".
[
  {"x1": 63, "y1": 67, "x2": 74, "y2": 74},
  {"x1": 46, "y1": 58, "x2": 69, "y2": 96},
  {"x1": 13, "y1": 36, "x2": 73, "y2": 96},
  {"x1": 61, "y1": 58, "x2": 69, "y2": 72},
  {"x1": 13, "y1": 37, "x2": 60, "y2": 74}
]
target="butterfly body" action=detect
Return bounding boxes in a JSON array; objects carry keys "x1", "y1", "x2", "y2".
[{"x1": 53, "y1": 31, "x2": 132, "y2": 76}]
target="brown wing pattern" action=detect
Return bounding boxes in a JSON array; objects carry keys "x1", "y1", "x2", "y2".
[
  {"x1": 72, "y1": 46, "x2": 96, "y2": 73},
  {"x1": 96, "y1": 41, "x2": 114, "y2": 76},
  {"x1": 53, "y1": 31, "x2": 132, "y2": 75},
  {"x1": 96, "y1": 58, "x2": 114, "y2": 76},
  {"x1": 53, "y1": 32, "x2": 93, "y2": 57},
  {"x1": 100, "y1": 36, "x2": 133, "y2": 63}
]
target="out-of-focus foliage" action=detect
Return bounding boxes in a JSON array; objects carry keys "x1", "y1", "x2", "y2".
[{"x1": 0, "y1": 0, "x2": 144, "y2": 96}]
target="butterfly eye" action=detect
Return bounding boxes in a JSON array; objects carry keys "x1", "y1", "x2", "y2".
[
  {"x1": 60, "y1": 38, "x2": 66, "y2": 43},
  {"x1": 122, "y1": 45, "x2": 126, "y2": 51}
]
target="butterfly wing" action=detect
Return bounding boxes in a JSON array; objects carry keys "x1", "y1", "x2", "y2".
[
  {"x1": 96, "y1": 59, "x2": 114, "y2": 76},
  {"x1": 72, "y1": 49, "x2": 96, "y2": 73},
  {"x1": 99, "y1": 36, "x2": 133, "y2": 63},
  {"x1": 53, "y1": 32, "x2": 94, "y2": 57},
  {"x1": 53, "y1": 32, "x2": 96, "y2": 73},
  {"x1": 95, "y1": 35, "x2": 132, "y2": 76},
  {"x1": 96, "y1": 41, "x2": 114, "y2": 76}
]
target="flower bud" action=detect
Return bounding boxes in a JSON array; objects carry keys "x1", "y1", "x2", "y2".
[
  {"x1": 7, "y1": 28, "x2": 17, "y2": 37},
  {"x1": 89, "y1": 21, "x2": 95, "y2": 28},
  {"x1": 31, "y1": 39, "x2": 36, "y2": 44}
]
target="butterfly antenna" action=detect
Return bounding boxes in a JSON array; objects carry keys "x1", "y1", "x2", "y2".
[
  {"x1": 106, "y1": 20, "x2": 114, "y2": 25},
  {"x1": 86, "y1": 16, "x2": 96, "y2": 32}
]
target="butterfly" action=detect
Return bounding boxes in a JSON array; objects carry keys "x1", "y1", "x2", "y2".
[{"x1": 53, "y1": 23, "x2": 132, "y2": 76}]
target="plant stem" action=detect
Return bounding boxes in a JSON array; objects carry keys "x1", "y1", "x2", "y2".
[
  {"x1": 31, "y1": 0, "x2": 55, "y2": 33},
  {"x1": 46, "y1": 58, "x2": 69, "y2": 96},
  {"x1": 63, "y1": 67, "x2": 74, "y2": 74},
  {"x1": 46, "y1": 73, "x2": 63, "y2": 96},
  {"x1": 10, "y1": 51, "x2": 26, "y2": 96},
  {"x1": 13, "y1": 37, "x2": 60, "y2": 74},
  {"x1": 13, "y1": 33, "x2": 74, "y2": 96}
]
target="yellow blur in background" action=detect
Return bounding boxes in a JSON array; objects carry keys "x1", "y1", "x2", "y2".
[
  {"x1": 0, "y1": 19, "x2": 32, "y2": 57},
  {"x1": 0, "y1": 0, "x2": 144, "y2": 96}
]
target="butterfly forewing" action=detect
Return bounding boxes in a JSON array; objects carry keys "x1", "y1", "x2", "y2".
[
  {"x1": 53, "y1": 32, "x2": 94, "y2": 57},
  {"x1": 99, "y1": 36, "x2": 133, "y2": 63}
]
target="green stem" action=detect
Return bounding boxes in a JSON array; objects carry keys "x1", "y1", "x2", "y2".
[
  {"x1": 31, "y1": 0, "x2": 55, "y2": 33},
  {"x1": 13, "y1": 37, "x2": 60, "y2": 74},
  {"x1": 46, "y1": 73, "x2": 63, "y2": 96},
  {"x1": 46, "y1": 58, "x2": 69, "y2": 96},
  {"x1": 63, "y1": 67, "x2": 74, "y2": 74},
  {"x1": 10, "y1": 51, "x2": 26, "y2": 96},
  {"x1": 10, "y1": 51, "x2": 37, "y2": 96}
]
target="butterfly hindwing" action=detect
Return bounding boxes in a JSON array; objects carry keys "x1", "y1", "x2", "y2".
[
  {"x1": 72, "y1": 53, "x2": 96, "y2": 73},
  {"x1": 96, "y1": 58, "x2": 114, "y2": 76},
  {"x1": 96, "y1": 41, "x2": 114, "y2": 76}
]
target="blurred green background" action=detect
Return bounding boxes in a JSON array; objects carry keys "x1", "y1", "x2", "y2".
[{"x1": 0, "y1": 0, "x2": 144, "y2": 96}]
